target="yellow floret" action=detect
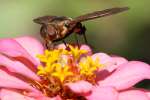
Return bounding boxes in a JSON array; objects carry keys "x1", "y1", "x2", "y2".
[
  {"x1": 51, "y1": 65, "x2": 73, "y2": 82},
  {"x1": 79, "y1": 56, "x2": 102, "y2": 76},
  {"x1": 37, "y1": 46, "x2": 103, "y2": 84},
  {"x1": 68, "y1": 45, "x2": 87, "y2": 60}
]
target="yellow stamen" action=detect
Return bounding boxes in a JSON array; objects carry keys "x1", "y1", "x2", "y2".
[
  {"x1": 68, "y1": 45, "x2": 87, "y2": 60},
  {"x1": 51, "y1": 65, "x2": 73, "y2": 82},
  {"x1": 36, "y1": 45, "x2": 104, "y2": 98},
  {"x1": 79, "y1": 56, "x2": 102, "y2": 76}
]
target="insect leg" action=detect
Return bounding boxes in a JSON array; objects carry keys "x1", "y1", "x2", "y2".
[
  {"x1": 81, "y1": 26, "x2": 94, "y2": 48},
  {"x1": 62, "y1": 40, "x2": 68, "y2": 48},
  {"x1": 74, "y1": 34, "x2": 80, "y2": 48},
  {"x1": 81, "y1": 26, "x2": 88, "y2": 44},
  {"x1": 83, "y1": 33, "x2": 88, "y2": 44}
]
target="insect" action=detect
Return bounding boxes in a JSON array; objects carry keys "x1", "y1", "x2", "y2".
[{"x1": 33, "y1": 7, "x2": 129, "y2": 49}]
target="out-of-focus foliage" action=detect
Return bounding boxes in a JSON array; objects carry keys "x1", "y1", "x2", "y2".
[
  {"x1": 0, "y1": 0, "x2": 150, "y2": 62},
  {"x1": 0, "y1": 0, "x2": 150, "y2": 89}
]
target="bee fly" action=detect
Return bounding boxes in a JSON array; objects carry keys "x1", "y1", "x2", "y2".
[{"x1": 33, "y1": 7, "x2": 129, "y2": 49}]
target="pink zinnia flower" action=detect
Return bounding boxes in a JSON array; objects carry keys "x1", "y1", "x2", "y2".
[{"x1": 0, "y1": 36, "x2": 150, "y2": 100}]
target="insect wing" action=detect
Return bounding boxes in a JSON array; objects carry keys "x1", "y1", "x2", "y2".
[
  {"x1": 71, "y1": 7, "x2": 129, "y2": 23},
  {"x1": 33, "y1": 16, "x2": 57, "y2": 24}
]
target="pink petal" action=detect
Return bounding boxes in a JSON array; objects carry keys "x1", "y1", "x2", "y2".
[
  {"x1": 80, "y1": 44, "x2": 92, "y2": 55},
  {"x1": 92, "y1": 53, "x2": 117, "y2": 81},
  {"x1": 111, "y1": 56, "x2": 128, "y2": 66},
  {"x1": 26, "y1": 94, "x2": 52, "y2": 100},
  {"x1": 25, "y1": 91, "x2": 57, "y2": 100},
  {"x1": 46, "y1": 96, "x2": 62, "y2": 100},
  {"x1": 66, "y1": 80, "x2": 93, "y2": 94},
  {"x1": 0, "y1": 54, "x2": 40, "y2": 81},
  {"x1": 27, "y1": 90, "x2": 62, "y2": 100},
  {"x1": 86, "y1": 86, "x2": 118, "y2": 100},
  {"x1": 15, "y1": 36, "x2": 44, "y2": 64},
  {"x1": 92, "y1": 53, "x2": 112, "y2": 65},
  {"x1": 119, "y1": 90, "x2": 149, "y2": 100},
  {"x1": 98, "y1": 61, "x2": 150, "y2": 90},
  {"x1": 145, "y1": 91, "x2": 150, "y2": 98},
  {"x1": 92, "y1": 53, "x2": 117, "y2": 72},
  {"x1": 0, "y1": 89, "x2": 35, "y2": 100},
  {"x1": 129, "y1": 88, "x2": 150, "y2": 99},
  {"x1": 0, "y1": 38, "x2": 39, "y2": 66},
  {"x1": 35, "y1": 96, "x2": 61, "y2": 100},
  {"x1": 92, "y1": 54, "x2": 128, "y2": 72},
  {"x1": 55, "y1": 44, "x2": 66, "y2": 49},
  {"x1": 0, "y1": 89, "x2": 56, "y2": 100},
  {"x1": 0, "y1": 69, "x2": 39, "y2": 92}
]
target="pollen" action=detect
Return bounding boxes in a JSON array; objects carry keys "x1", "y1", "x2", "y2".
[{"x1": 36, "y1": 45, "x2": 103, "y2": 99}]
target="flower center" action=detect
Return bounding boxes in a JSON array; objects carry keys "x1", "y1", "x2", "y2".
[{"x1": 35, "y1": 45, "x2": 103, "y2": 99}]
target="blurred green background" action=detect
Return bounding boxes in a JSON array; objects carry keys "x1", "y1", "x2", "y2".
[
  {"x1": 0, "y1": 0, "x2": 149, "y2": 89},
  {"x1": 0, "y1": 0, "x2": 150, "y2": 61}
]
